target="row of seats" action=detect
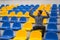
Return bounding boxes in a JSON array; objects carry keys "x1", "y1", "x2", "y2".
[
  {"x1": 0, "y1": 22, "x2": 21, "y2": 30},
  {"x1": 0, "y1": 4, "x2": 60, "y2": 17},
  {"x1": 0, "y1": 4, "x2": 51, "y2": 17},
  {"x1": 0, "y1": 29, "x2": 58, "y2": 40},
  {"x1": 0, "y1": 16, "x2": 26, "y2": 23}
]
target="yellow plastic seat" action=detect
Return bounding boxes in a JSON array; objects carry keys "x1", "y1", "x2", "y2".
[
  {"x1": 37, "y1": 4, "x2": 45, "y2": 10},
  {"x1": 41, "y1": 11, "x2": 47, "y2": 16},
  {"x1": 0, "y1": 11, "x2": 8, "y2": 16},
  {"x1": 13, "y1": 30, "x2": 27, "y2": 40},
  {"x1": 43, "y1": 18, "x2": 48, "y2": 25},
  {"x1": 33, "y1": 10, "x2": 38, "y2": 16},
  {"x1": 17, "y1": 12, "x2": 23, "y2": 17},
  {"x1": 22, "y1": 22, "x2": 33, "y2": 31},
  {"x1": 45, "y1": 4, "x2": 51, "y2": 12},
  {"x1": 29, "y1": 30, "x2": 42, "y2": 40},
  {"x1": 28, "y1": 17, "x2": 35, "y2": 24},
  {"x1": 1, "y1": 7, "x2": 7, "y2": 11},
  {"x1": 6, "y1": 5, "x2": 15, "y2": 10},
  {"x1": 9, "y1": 11, "x2": 16, "y2": 17},
  {"x1": 24, "y1": 12, "x2": 30, "y2": 18}
]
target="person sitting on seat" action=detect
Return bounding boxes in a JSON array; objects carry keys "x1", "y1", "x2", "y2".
[{"x1": 29, "y1": 8, "x2": 49, "y2": 37}]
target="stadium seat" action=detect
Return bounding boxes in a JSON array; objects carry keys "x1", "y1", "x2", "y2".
[
  {"x1": 24, "y1": 12, "x2": 30, "y2": 18},
  {"x1": 29, "y1": 30, "x2": 42, "y2": 40},
  {"x1": 9, "y1": 11, "x2": 16, "y2": 17},
  {"x1": 25, "y1": 5, "x2": 30, "y2": 11},
  {"x1": 1, "y1": 16, "x2": 9, "y2": 22},
  {"x1": 50, "y1": 12, "x2": 57, "y2": 17},
  {"x1": 31, "y1": 5, "x2": 39, "y2": 12},
  {"x1": 41, "y1": 11, "x2": 47, "y2": 16},
  {"x1": 0, "y1": 22, "x2": 10, "y2": 30},
  {"x1": 28, "y1": 17, "x2": 35, "y2": 24},
  {"x1": 0, "y1": 11, "x2": 8, "y2": 16},
  {"x1": 22, "y1": 22, "x2": 33, "y2": 31},
  {"x1": 33, "y1": 10, "x2": 38, "y2": 16},
  {"x1": 13, "y1": 30, "x2": 27, "y2": 40},
  {"x1": 45, "y1": 32, "x2": 58, "y2": 40},
  {"x1": 37, "y1": 4, "x2": 45, "y2": 10},
  {"x1": 47, "y1": 23, "x2": 57, "y2": 32},
  {"x1": 1, "y1": 7, "x2": 7, "y2": 11},
  {"x1": 0, "y1": 4, "x2": 5, "y2": 8},
  {"x1": 8, "y1": 10, "x2": 13, "y2": 14},
  {"x1": 14, "y1": 9, "x2": 20, "y2": 14},
  {"x1": 49, "y1": 18, "x2": 57, "y2": 23},
  {"x1": 17, "y1": 12, "x2": 23, "y2": 17},
  {"x1": 45, "y1": 4, "x2": 51, "y2": 12},
  {"x1": 30, "y1": 5, "x2": 34, "y2": 8},
  {"x1": 12, "y1": 22, "x2": 21, "y2": 31},
  {"x1": 10, "y1": 16, "x2": 18, "y2": 22},
  {"x1": 21, "y1": 9, "x2": 26, "y2": 14},
  {"x1": 0, "y1": 29, "x2": 14, "y2": 39},
  {"x1": 52, "y1": 4, "x2": 57, "y2": 9},
  {"x1": 19, "y1": 17, "x2": 26, "y2": 23},
  {"x1": 6, "y1": 5, "x2": 15, "y2": 10}
]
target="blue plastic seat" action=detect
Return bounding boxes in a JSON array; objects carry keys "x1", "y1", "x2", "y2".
[
  {"x1": 0, "y1": 29, "x2": 14, "y2": 39},
  {"x1": 1, "y1": 16, "x2": 9, "y2": 22},
  {"x1": 10, "y1": 16, "x2": 18, "y2": 22},
  {"x1": 33, "y1": 5, "x2": 39, "y2": 11},
  {"x1": 25, "y1": 5, "x2": 30, "y2": 11},
  {"x1": 8, "y1": 10, "x2": 13, "y2": 14},
  {"x1": 50, "y1": 12, "x2": 57, "y2": 17},
  {"x1": 0, "y1": 4, "x2": 5, "y2": 8},
  {"x1": 14, "y1": 9, "x2": 20, "y2": 14},
  {"x1": 19, "y1": 5, "x2": 24, "y2": 9},
  {"x1": 0, "y1": 22, "x2": 10, "y2": 30},
  {"x1": 52, "y1": 4, "x2": 57, "y2": 9},
  {"x1": 45, "y1": 32, "x2": 58, "y2": 40},
  {"x1": 47, "y1": 23, "x2": 57, "y2": 32},
  {"x1": 19, "y1": 17, "x2": 26, "y2": 23},
  {"x1": 21, "y1": 9, "x2": 26, "y2": 14},
  {"x1": 12, "y1": 22, "x2": 21, "y2": 31},
  {"x1": 49, "y1": 18, "x2": 57, "y2": 23},
  {"x1": 30, "y1": 5, "x2": 34, "y2": 8}
]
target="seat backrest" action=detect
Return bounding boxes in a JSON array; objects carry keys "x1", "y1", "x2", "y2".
[
  {"x1": 13, "y1": 22, "x2": 21, "y2": 27},
  {"x1": 29, "y1": 30, "x2": 42, "y2": 40},
  {"x1": 2, "y1": 16, "x2": 9, "y2": 21},
  {"x1": 2, "y1": 22, "x2": 10, "y2": 28},
  {"x1": 3, "y1": 29, "x2": 14, "y2": 36},
  {"x1": 52, "y1": 4, "x2": 57, "y2": 9},
  {"x1": 47, "y1": 23, "x2": 57, "y2": 29},
  {"x1": 49, "y1": 18, "x2": 57, "y2": 22},
  {"x1": 45, "y1": 32, "x2": 58, "y2": 40},
  {"x1": 20, "y1": 17, "x2": 26, "y2": 22},
  {"x1": 15, "y1": 30, "x2": 27, "y2": 38},
  {"x1": 11, "y1": 16, "x2": 18, "y2": 21}
]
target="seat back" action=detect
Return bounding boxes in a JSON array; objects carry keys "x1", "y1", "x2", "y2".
[
  {"x1": 29, "y1": 30, "x2": 42, "y2": 40},
  {"x1": 13, "y1": 22, "x2": 21, "y2": 27},
  {"x1": 2, "y1": 16, "x2": 9, "y2": 21},
  {"x1": 3, "y1": 29, "x2": 14, "y2": 37},
  {"x1": 11, "y1": 16, "x2": 18, "y2": 22},
  {"x1": 45, "y1": 32, "x2": 58, "y2": 40},
  {"x1": 2, "y1": 22, "x2": 10, "y2": 28},
  {"x1": 19, "y1": 17, "x2": 26, "y2": 23}
]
